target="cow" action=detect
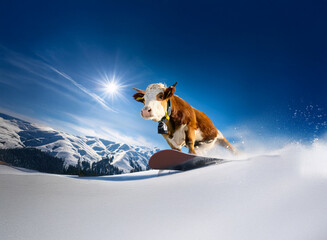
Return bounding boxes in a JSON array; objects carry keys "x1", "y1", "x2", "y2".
[{"x1": 133, "y1": 82, "x2": 236, "y2": 155}]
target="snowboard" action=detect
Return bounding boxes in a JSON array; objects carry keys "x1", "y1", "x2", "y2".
[{"x1": 148, "y1": 149, "x2": 225, "y2": 171}]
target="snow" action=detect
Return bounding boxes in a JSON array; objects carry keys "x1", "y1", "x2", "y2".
[
  {"x1": 0, "y1": 117, "x2": 24, "y2": 148},
  {"x1": 1, "y1": 140, "x2": 327, "y2": 240}
]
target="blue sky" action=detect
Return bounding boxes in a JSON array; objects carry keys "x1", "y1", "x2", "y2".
[{"x1": 0, "y1": 0, "x2": 326, "y2": 149}]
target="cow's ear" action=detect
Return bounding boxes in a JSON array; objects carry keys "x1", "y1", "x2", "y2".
[
  {"x1": 133, "y1": 92, "x2": 145, "y2": 103},
  {"x1": 133, "y1": 87, "x2": 145, "y2": 103},
  {"x1": 164, "y1": 82, "x2": 177, "y2": 99}
]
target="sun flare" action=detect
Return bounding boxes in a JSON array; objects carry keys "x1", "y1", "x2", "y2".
[
  {"x1": 99, "y1": 74, "x2": 127, "y2": 102},
  {"x1": 105, "y1": 80, "x2": 120, "y2": 95}
]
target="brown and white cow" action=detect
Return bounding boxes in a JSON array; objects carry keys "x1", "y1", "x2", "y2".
[{"x1": 133, "y1": 82, "x2": 236, "y2": 155}]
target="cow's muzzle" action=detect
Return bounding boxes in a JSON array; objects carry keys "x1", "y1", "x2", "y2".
[{"x1": 141, "y1": 106, "x2": 152, "y2": 119}]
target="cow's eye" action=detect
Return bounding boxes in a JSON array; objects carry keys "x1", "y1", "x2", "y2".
[{"x1": 158, "y1": 93, "x2": 163, "y2": 100}]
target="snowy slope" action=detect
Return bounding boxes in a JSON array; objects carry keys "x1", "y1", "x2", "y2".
[
  {"x1": 0, "y1": 140, "x2": 327, "y2": 240},
  {"x1": 0, "y1": 113, "x2": 158, "y2": 172}
]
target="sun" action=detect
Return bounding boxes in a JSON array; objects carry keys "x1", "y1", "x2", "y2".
[
  {"x1": 105, "y1": 80, "x2": 120, "y2": 95},
  {"x1": 98, "y1": 74, "x2": 127, "y2": 102}
]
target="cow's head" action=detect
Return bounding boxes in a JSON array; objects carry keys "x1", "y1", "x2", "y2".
[{"x1": 133, "y1": 82, "x2": 177, "y2": 122}]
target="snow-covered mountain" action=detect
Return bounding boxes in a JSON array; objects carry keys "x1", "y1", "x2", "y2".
[{"x1": 0, "y1": 113, "x2": 159, "y2": 173}]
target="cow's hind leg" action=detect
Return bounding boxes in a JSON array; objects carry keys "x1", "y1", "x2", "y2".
[
  {"x1": 216, "y1": 135, "x2": 237, "y2": 154},
  {"x1": 186, "y1": 127, "x2": 196, "y2": 154}
]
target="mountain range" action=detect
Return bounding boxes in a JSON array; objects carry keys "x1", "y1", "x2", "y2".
[{"x1": 0, "y1": 113, "x2": 159, "y2": 173}]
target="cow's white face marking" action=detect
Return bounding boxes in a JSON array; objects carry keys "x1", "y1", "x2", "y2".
[{"x1": 141, "y1": 83, "x2": 166, "y2": 122}]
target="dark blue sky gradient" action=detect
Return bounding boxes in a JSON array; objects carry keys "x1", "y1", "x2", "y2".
[{"x1": 0, "y1": 0, "x2": 326, "y2": 147}]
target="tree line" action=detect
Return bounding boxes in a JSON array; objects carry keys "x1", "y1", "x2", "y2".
[{"x1": 0, "y1": 148, "x2": 141, "y2": 176}]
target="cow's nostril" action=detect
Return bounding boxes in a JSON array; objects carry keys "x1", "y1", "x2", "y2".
[{"x1": 148, "y1": 108, "x2": 152, "y2": 112}]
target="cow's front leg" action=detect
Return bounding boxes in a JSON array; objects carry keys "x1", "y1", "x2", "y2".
[
  {"x1": 186, "y1": 127, "x2": 196, "y2": 154},
  {"x1": 162, "y1": 134, "x2": 182, "y2": 151}
]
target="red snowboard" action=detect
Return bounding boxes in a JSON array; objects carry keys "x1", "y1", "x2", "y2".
[{"x1": 148, "y1": 149, "x2": 224, "y2": 171}]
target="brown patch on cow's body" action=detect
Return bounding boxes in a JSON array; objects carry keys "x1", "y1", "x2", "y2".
[
  {"x1": 168, "y1": 96, "x2": 216, "y2": 139},
  {"x1": 170, "y1": 96, "x2": 195, "y2": 126},
  {"x1": 193, "y1": 108, "x2": 218, "y2": 141}
]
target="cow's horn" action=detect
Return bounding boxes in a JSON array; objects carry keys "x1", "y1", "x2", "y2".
[{"x1": 133, "y1": 88, "x2": 145, "y2": 94}]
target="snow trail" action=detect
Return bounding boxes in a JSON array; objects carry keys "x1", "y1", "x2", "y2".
[{"x1": 1, "y1": 138, "x2": 327, "y2": 240}]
